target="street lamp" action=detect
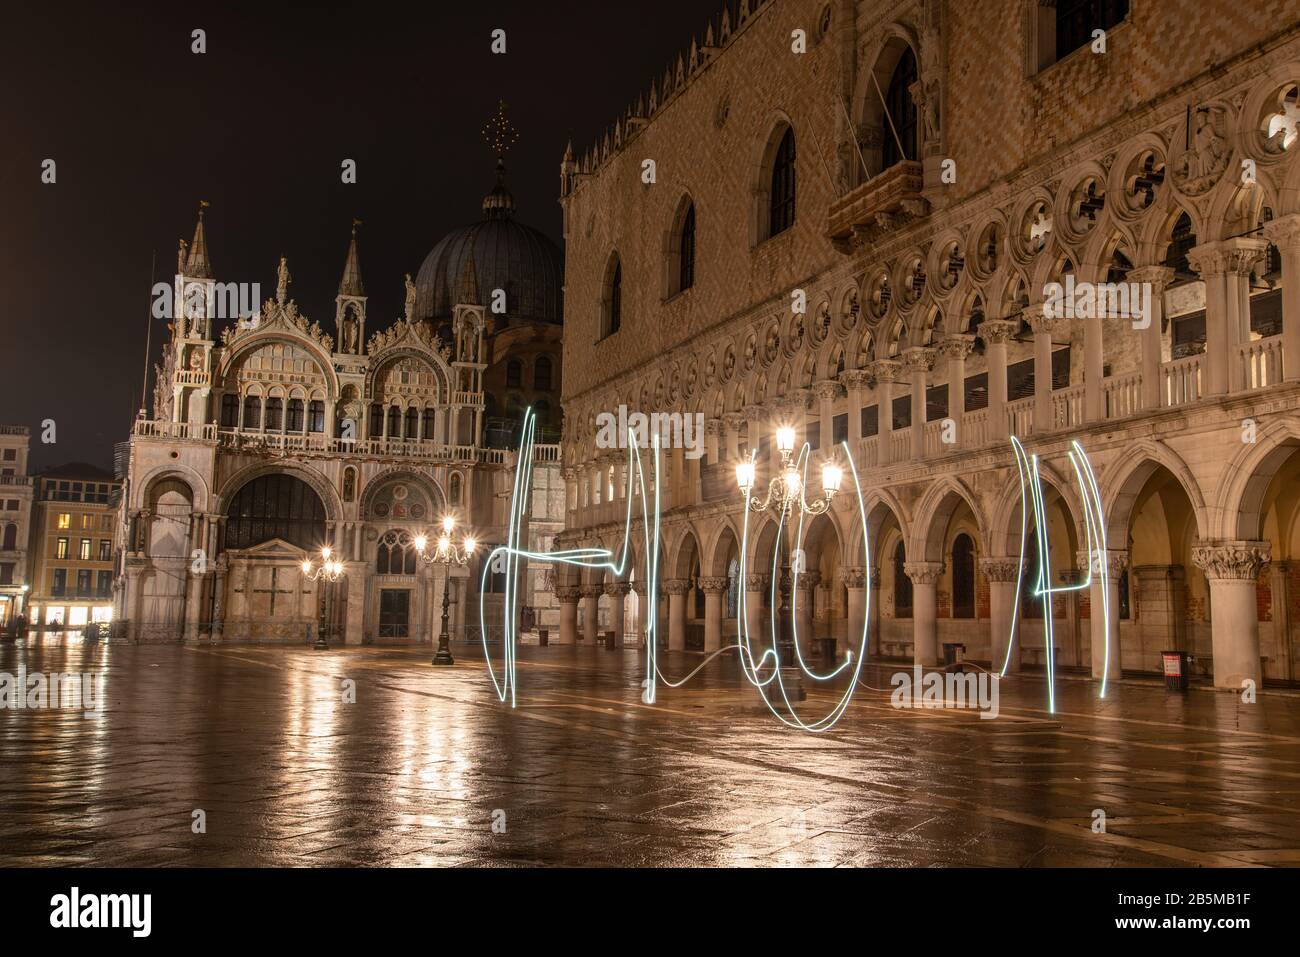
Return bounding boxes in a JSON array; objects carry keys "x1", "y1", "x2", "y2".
[
  {"x1": 736, "y1": 428, "x2": 842, "y2": 700},
  {"x1": 414, "y1": 515, "x2": 476, "y2": 666},
  {"x1": 301, "y1": 545, "x2": 345, "y2": 650}
]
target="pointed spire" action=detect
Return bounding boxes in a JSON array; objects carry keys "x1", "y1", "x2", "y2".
[
  {"x1": 338, "y1": 220, "x2": 364, "y2": 297},
  {"x1": 184, "y1": 200, "x2": 213, "y2": 278},
  {"x1": 458, "y1": 245, "x2": 480, "y2": 306}
]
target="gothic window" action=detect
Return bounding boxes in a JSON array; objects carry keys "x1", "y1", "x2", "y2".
[
  {"x1": 376, "y1": 531, "x2": 417, "y2": 575},
  {"x1": 951, "y1": 533, "x2": 975, "y2": 619},
  {"x1": 507, "y1": 360, "x2": 523, "y2": 389},
  {"x1": 893, "y1": 540, "x2": 912, "y2": 618},
  {"x1": 287, "y1": 399, "x2": 305, "y2": 432},
  {"x1": 342, "y1": 467, "x2": 356, "y2": 503},
  {"x1": 404, "y1": 407, "x2": 418, "y2": 440},
  {"x1": 602, "y1": 255, "x2": 622, "y2": 338},
  {"x1": 678, "y1": 201, "x2": 696, "y2": 292},
  {"x1": 449, "y1": 472, "x2": 463, "y2": 506},
  {"x1": 242, "y1": 395, "x2": 261, "y2": 430},
  {"x1": 220, "y1": 394, "x2": 239, "y2": 427},
  {"x1": 769, "y1": 127, "x2": 797, "y2": 237},
  {"x1": 422, "y1": 408, "x2": 436, "y2": 441},
  {"x1": 882, "y1": 47, "x2": 918, "y2": 169},
  {"x1": 387, "y1": 405, "x2": 400, "y2": 437},
  {"x1": 308, "y1": 400, "x2": 325, "y2": 433},
  {"x1": 224, "y1": 473, "x2": 326, "y2": 550},
  {"x1": 264, "y1": 397, "x2": 283, "y2": 432},
  {"x1": 369, "y1": 403, "x2": 384, "y2": 437},
  {"x1": 534, "y1": 355, "x2": 553, "y2": 391}
]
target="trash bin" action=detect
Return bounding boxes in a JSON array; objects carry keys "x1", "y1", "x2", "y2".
[
  {"x1": 1162, "y1": 650, "x2": 1191, "y2": 691},
  {"x1": 538, "y1": 629, "x2": 549, "y2": 647},
  {"x1": 942, "y1": 642, "x2": 966, "y2": 666}
]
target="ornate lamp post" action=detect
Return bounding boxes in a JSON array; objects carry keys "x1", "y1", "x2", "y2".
[
  {"x1": 735, "y1": 425, "x2": 842, "y2": 701},
  {"x1": 414, "y1": 515, "x2": 476, "y2": 666},
  {"x1": 301, "y1": 546, "x2": 345, "y2": 650}
]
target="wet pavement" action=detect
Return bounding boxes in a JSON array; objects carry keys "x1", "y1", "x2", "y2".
[{"x1": 1, "y1": 639, "x2": 1299, "y2": 867}]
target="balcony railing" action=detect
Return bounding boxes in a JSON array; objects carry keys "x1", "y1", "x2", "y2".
[
  {"x1": 1104, "y1": 373, "x2": 1142, "y2": 419},
  {"x1": 1239, "y1": 335, "x2": 1283, "y2": 391},
  {"x1": 827, "y1": 161, "x2": 925, "y2": 251},
  {"x1": 1007, "y1": 396, "x2": 1034, "y2": 437},
  {"x1": 1052, "y1": 384, "x2": 1085, "y2": 430},
  {"x1": 1161, "y1": 354, "x2": 1203, "y2": 406}
]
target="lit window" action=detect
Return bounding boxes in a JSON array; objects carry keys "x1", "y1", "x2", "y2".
[
  {"x1": 56, "y1": 537, "x2": 69, "y2": 559},
  {"x1": 57, "y1": 513, "x2": 70, "y2": 529},
  {"x1": 79, "y1": 539, "x2": 91, "y2": 560}
]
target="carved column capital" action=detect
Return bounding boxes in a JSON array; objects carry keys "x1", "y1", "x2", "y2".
[
  {"x1": 722, "y1": 412, "x2": 746, "y2": 430},
  {"x1": 1075, "y1": 548, "x2": 1130, "y2": 577},
  {"x1": 980, "y1": 557, "x2": 1022, "y2": 583},
  {"x1": 867, "y1": 358, "x2": 903, "y2": 383},
  {"x1": 603, "y1": 581, "x2": 631, "y2": 597},
  {"x1": 814, "y1": 380, "x2": 844, "y2": 402},
  {"x1": 838, "y1": 369, "x2": 872, "y2": 391},
  {"x1": 938, "y1": 334, "x2": 976, "y2": 361},
  {"x1": 703, "y1": 417, "x2": 724, "y2": 437},
  {"x1": 661, "y1": 578, "x2": 691, "y2": 595},
  {"x1": 554, "y1": 585, "x2": 583, "y2": 603},
  {"x1": 697, "y1": 576, "x2": 728, "y2": 594},
  {"x1": 578, "y1": 584, "x2": 604, "y2": 599},
  {"x1": 1191, "y1": 540, "x2": 1271, "y2": 581},
  {"x1": 744, "y1": 573, "x2": 769, "y2": 590},
  {"x1": 903, "y1": 561, "x2": 944, "y2": 585},
  {"x1": 1262, "y1": 213, "x2": 1300, "y2": 252},
  {"x1": 1126, "y1": 264, "x2": 1176, "y2": 291},
  {"x1": 979, "y1": 319, "x2": 1020, "y2": 345},
  {"x1": 900, "y1": 346, "x2": 937, "y2": 374},
  {"x1": 840, "y1": 566, "x2": 865, "y2": 588}
]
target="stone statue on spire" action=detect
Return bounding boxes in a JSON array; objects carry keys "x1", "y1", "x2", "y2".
[
  {"x1": 277, "y1": 256, "x2": 291, "y2": 304},
  {"x1": 404, "y1": 273, "x2": 417, "y2": 321}
]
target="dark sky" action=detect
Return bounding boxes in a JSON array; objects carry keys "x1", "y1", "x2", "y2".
[{"x1": 0, "y1": 0, "x2": 718, "y2": 471}]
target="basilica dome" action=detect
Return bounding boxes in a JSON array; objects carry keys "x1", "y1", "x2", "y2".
[{"x1": 414, "y1": 160, "x2": 563, "y2": 325}]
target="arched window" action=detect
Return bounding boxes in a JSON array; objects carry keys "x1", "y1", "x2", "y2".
[
  {"x1": 2, "y1": 524, "x2": 15, "y2": 550},
  {"x1": 1020, "y1": 529, "x2": 1044, "y2": 619},
  {"x1": 534, "y1": 355, "x2": 553, "y2": 391},
  {"x1": 882, "y1": 46, "x2": 918, "y2": 169},
  {"x1": 951, "y1": 533, "x2": 975, "y2": 619},
  {"x1": 264, "y1": 397, "x2": 283, "y2": 432},
  {"x1": 506, "y1": 360, "x2": 523, "y2": 389},
  {"x1": 242, "y1": 395, "x2": 261, "y2": 430},
  {"x1": 376, "y1": 531, "x2": 417, "y2": 575},
  {"x1": 404, "y1": 407, "x2": 418, "y2": 440},
  {"x1": 449, "y1": 472, "x2": 463, "y2": 506},
  {"x1": 369, "y1": 403, "x2": 383, "y2": 437},
  {"x1": 534, "y1": 400, "x2": 551, "y2": 429},
  {"x1": 308, "y1": 400, "x2": 324, "y2": 433},
  {"x1": 387, "y1": 406, "x2": 400, "y2": 437},
  {"x1": 602, "y1": 256, "x2": 623, "y2": 337},
  {"x1": 678, "y1": 202, "x2": 696, "y2": 291},
  {"x1": 287, "y1": 398, "x2": 305, "y2": 432},
  {"x1": 769, "y1": 128, "x2": 797, "y2": 237},
  {"x1": 342, "y1": 467, "x2": 356, "y2": 503},
  {"x1": 422, "y1": 408, "x2": 436, "y2": 441},
  {"x1": 224, "y1": 473, "x2": 326, "y2": 550},
  {"x1": 893, "y1": 540, "x2": 912, "y2": 618},
  {"x1": 220, "y1": 393, "x2": 239, "y2": 427}
]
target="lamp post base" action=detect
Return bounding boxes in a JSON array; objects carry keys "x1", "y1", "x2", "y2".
[{"x1": 432, "y1": 634, "x2": 455, "y2": 666}]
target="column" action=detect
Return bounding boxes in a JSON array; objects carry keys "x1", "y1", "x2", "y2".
[
  {"x1": 1059, "y1": 569, "x2": 1082, "y2": 669},
  {"x1": 902, "y1": 347, "x2": 935, "y2": 461},
  {"x1": 744, "y1": 574, "x2": 768, "y2": 649},
  {"x1": 1188, "y1": 239, "x2": 1267, "y2": 396},
  {"x1": 842, "y1": 566, "x2": 865, "y2": 656},
  {"x1": 982, "y1": 558, "x2": 1021, "y2": 672},
  {"x1": 663, "y1": 579, "x2": 689, "y2": 650},
  {"x1": 814, "y1": 381, "x2": 842, "y2": 451},
  {"x1": 981, "y1": 320, "x2": 1018, "y2": 439},
  {"x1": 868, "y1": 359, "x2": 901, "y2": 464},
  {"x1": 345, "y1": 564, "x2": 365, "y2": 644},
  {"x1": 1128, "y1": 264, "x2": 1175, "y2": 409},
  {"x1": 938, "y1": 335, "x2": 974, "y2": 448},
  {"x1": 1078, "y1": 549, "x2": 1126, "y2": 682},
  {"x1": 1025, "y1": 303, "x2": 1055, "y2": 432},
  {"x1": 722, "y1": 413, "x2": 744, "y2": 462},
  {"x1": 743, "y1": 404, "x2": 766, "y2": 469},
  {"x1": 839, "y1": 370, "x2": 871, "y2": 445},
  {"x1": 904, "y1": 561, "x2": 944, "y2": 666},
  {"x1": 703, "y1": 419, "x2": 722, "y2": 466},
  {"x1": 555, "y1": 585, "x2": 580, "y2": 644},
  {"x1": 868, "y1": 567, "x2": 882, "y2": 658},
  {"x1": 604, "y1": 581, "x2": 630, "y2": 648},
  {"x1": 579, "y1": 583, "x2": 601, "y2": 643},
  {"x1": 699, "y1": 577, "x2": 727, "y2": 651},
  {"x1": 183, "y1": 511, "x2": 205, "y2": 642},
  {"x1": 796, "y1": 570, "x2": 819, "y2": 654},
  {"x1": 1193, "y1": 541, "x2": 1270, "y2": 691},
  {"x1": 1262, "y1": 213, "x2": 1300, "y2": 382},
  {"x1": 1272, "y1": 561, "x2": 1293, "y2": 682}
]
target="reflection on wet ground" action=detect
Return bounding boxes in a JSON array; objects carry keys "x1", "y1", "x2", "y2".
[{"x1": 1, "y1": 640, "x2": 1298, "y2": 867}]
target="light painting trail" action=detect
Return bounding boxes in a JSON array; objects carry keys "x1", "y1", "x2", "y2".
[{"x1": 479, "y1": 409, "x2": 1113, "y2": 727}]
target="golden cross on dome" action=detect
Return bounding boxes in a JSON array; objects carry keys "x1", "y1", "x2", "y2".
[{"x1": 482, "y1": 100, "x2": 519, "y2": 157}]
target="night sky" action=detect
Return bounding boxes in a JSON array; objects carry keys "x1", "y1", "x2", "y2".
[{"x1": 0, "y1": 0, "x2": 717, "y2": 471}]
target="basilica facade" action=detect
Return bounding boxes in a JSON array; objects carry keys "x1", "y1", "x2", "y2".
[
  {"x1": 555, "y1": 0, "x2": 1300, "y2": 690},
  {"x1": 115, "y1": 164, "x2": 565, "y2": 646}
]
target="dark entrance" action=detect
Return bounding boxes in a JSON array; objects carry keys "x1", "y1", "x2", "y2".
[{"x1": 379, "y1": 589, "x2": 410, "y2": 638}]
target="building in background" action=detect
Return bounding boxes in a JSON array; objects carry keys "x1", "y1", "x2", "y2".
[
  {"x1": 116, "y1": 135, "x2": 564, "y2": 645},
  {"x1": 555, "y1": 0, "x2": 1300, "y2": 691},
  {"x1": 27, "y1": 463, "x2": 121, "y2": 629},
  {"x1": 0, "y1": 425, "x2": 34, "y2": 629}
]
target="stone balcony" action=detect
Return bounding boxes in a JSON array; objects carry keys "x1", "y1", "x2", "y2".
[{"x1": 828, "y1": 161, "x2": 926, "y2": 253}]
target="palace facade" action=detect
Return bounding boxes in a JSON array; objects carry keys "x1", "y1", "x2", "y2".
[
  {"x1": 555, "y1": 0, "x2": 1300, "y2": 690},
  {"x1": 115, "y1": 163, "x2": 565, "y2": 646}
]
